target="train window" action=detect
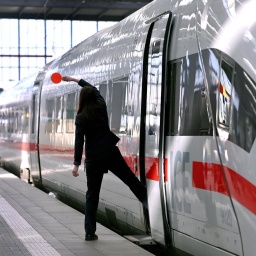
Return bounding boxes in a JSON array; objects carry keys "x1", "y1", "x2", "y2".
[
  {"x1": 9, "y1": 110, "x2": 16, "y2": 134},
  {"x1": 6, "y1": 111, "x2": 8, "y2": 133},
  {"x1": 12, "y1": 111, "x2": 17, "y2": 134},
  {"x1": 55, "y1": 96, "x2": 63, "y2": 133},
  {"x1": 218, "y1": 60, "x2": 233, "y2": 128},
  {"x1": 3, "y1": 112, "x2": 8, "y2": 135},
  {"x1": 66, "y1": 92, "x2": 76, "y2": 133},
  {"x1": 8, "y1": 111, "x2": 13, "y2": 133},
  {"x1": 4, "y1": 112, "x2": 7, "y2": 134},
  {"x1": 46, "y1": 99, "x2": 54, "y2": 133},
  {"x1": 17, "y1": 108, "x2": 22, "y2": 134},
  {"x1": 0, "y1": 111, "x2": 3, "y2": 134},
  {"x1": 166, "y1": 60, "x2": 181, "y2": 135},
  {"x1": 166, "y1": 53, "x2": 209, "y2": 136},
  {"x1": 100, "y1": 78, "x2": 128, "y2": 134},
  {"x1": 111, "y1": 77, "x2": 127, "y2": 134},
  {"x1": 31, "y1": 94, "x2": 36, "y2": 134},
  {"x1": 22, "y1": 107, "x2": 29, "y2": 134},
  {"x1": 99, "y1": 81, "x2": 112, "y2": 118},
  {"x1": 99, "y1": 82, "x2": 107, "y2": 101},
  {"x1": 1, "y1": 112, "x2": 4, "y2": 135},
  {"x1": 229, "y1": 65, "x2": 256, "y2": 152},
  {"x1": 14, "y1": 109, "x2": 18, "y2": 134},
  {"x1": 101, "y1": 81, "x2": 113, "y2": 118}
]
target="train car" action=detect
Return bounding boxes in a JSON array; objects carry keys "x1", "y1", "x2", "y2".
[
  {"x1": 0, "y1": 0, "x2": 256, "y2": 255},
  {"x1": 0, "y1": 72, "x2": 38, "y2": 179}
]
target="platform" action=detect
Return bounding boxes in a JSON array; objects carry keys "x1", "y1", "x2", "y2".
[{"x1": 0, "y1": 168, "x2": 154, "y2": 256}]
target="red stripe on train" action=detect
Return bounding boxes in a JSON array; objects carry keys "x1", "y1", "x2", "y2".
[
  {"x1": 192, "y1": 162, "x2": 229, "y2": 195},
  {"x1": 224, "y1": 166, "x2": 256, "y2": 215},
  {"x1": 193, "y1": 161, "x2": 256, "y2": 215},
  {"x1": 4, "y1": 140, "x2": 256, "y2": 214},
  {"x1": 145, "y1": 157, "x2": 168, "y2": 182}
]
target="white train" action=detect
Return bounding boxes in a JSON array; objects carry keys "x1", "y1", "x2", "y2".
[{"x1": 1, "y1": 0, "x2": 256, "y2": 255}]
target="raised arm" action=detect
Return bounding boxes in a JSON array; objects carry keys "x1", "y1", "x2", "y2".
[
  {"x1": 62, "y1": 76, "x2": 80, "y2": 83},
  {"x1": 62, "y1": 76, "x2": 93, "y2": 88}
]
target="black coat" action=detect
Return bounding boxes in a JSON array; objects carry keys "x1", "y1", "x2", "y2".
[{"x1": 73, "y1": 79, "x2": 120, "y2": 165}]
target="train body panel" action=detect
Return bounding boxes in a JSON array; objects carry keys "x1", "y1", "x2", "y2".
[
  {"x1": 0, "y1": 0, "x2": 256, "y2": 255},
  {"x1": 0, "y1": 72, "x2": 39, "y2": 177},
  {"x1": 165, "y1": 136, "x2": 242, "y2": 255}
]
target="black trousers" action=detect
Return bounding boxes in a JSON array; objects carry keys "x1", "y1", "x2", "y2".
[{"x1": 84, "y1": 146, "x2": 147, "y2": 235}]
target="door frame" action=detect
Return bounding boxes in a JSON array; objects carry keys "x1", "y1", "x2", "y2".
[{"x1": 139, "y1": 11, "x2": 173, "y2": 246}]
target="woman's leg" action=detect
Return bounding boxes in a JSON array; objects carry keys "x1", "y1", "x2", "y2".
[
  {"x1": 107, "y1": 146, "x2": 148, "y2": 207},
  {"x1": 85, "y1": 161, "x2": 104, "y2": 235}
]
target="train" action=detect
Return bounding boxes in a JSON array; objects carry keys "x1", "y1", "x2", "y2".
[{"x1": 1, "y1": 0, "x2": 256, "y2": 255}]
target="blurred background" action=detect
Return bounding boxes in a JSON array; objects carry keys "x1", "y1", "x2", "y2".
[{"x1": 0, "y1": 0, "x2": 151, "y2": 90}]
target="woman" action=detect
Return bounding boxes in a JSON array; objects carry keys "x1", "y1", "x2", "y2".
[{"x1": 62, "y1": 76, "x2": 148, "y2": 241}]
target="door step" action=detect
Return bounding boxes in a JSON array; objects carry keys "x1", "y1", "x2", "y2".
[{"x1": 124, "y1": 235, "x2": 155, "y2": 245}]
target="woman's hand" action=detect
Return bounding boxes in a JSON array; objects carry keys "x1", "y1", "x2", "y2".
[
  {"x1": 62, "y1": 76, "x2": 79, "y2": 83},
  {"x1": 72, "y1": 165, "x2": 79, "y2": 177}
]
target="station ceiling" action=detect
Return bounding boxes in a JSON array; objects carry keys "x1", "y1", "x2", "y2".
[{"x1": 0, "y1": 0, "x2": 153, "y2": 22}]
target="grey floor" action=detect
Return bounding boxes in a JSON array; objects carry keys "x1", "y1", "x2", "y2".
[{"x1": 0, "y1": 168, "x2": 154, "y2": 256}]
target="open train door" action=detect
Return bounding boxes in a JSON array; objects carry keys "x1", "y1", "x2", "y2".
[
  {"x1": 140, "y1": 12, "x2": 173, "y2": 246},
  {"x1": 29, "y1": 69, "x2": 49, "y2": 187}
]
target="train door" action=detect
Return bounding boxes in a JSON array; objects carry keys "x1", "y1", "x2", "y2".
[
  {"x1": 161, "y1": 51, "x2": 243, "y2": 255},
  {"x1": 29, "y1": 72, "x2": 45, "y2": 186},
  {"x1": 141, "y1": 12, "x2": 173, "y2": 246}
]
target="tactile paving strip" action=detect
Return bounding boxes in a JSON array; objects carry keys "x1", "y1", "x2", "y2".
[
  {"x1": 0, "y1": 196, "x2": 61, "y2": 256},
  {"x1": 0, "y1": 214, "x2": 31, "y2": 255}
]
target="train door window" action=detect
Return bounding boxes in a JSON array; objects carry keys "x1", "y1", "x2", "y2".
[
  {"x1": 55, "y1": 96, "x2": 63, "y2": 133},
  {"x1": 147, "y1": 40, "x2": 161, "y2": 137},
  {"x1": 46, "y1": 99, "x2": 54, "y2": 133},
  {"x1": 148, "y1": 102, "x2": 157, "y2": 135},
  {"x1": 31, "y1": 94, "x2": 36, "y2": 134},
  {"x1": 111, "y1": 77, "x2": 127, "y2": 134},
  {"x1": 166, "y1": 60, "x2": 182, "y2": 135},
  {"x1": 218, "y1": 60, "x2": 233, "y2": 128},
  {"x1": 66, "y1": 92, "x2": 76, "y2": 133}
]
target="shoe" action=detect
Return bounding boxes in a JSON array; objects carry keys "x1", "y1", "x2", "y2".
[{"x1": 85, "y1": 234, "x2": 98, "y2": 241}]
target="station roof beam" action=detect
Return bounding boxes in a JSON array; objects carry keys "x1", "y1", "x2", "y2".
[{"x1": 0, "y1": 0, "x2": 152, "y2": 21}]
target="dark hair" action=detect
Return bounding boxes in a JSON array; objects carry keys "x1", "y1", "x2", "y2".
[{"x1": 77, "y1": 87, "x2": 105, "y2": 123}]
